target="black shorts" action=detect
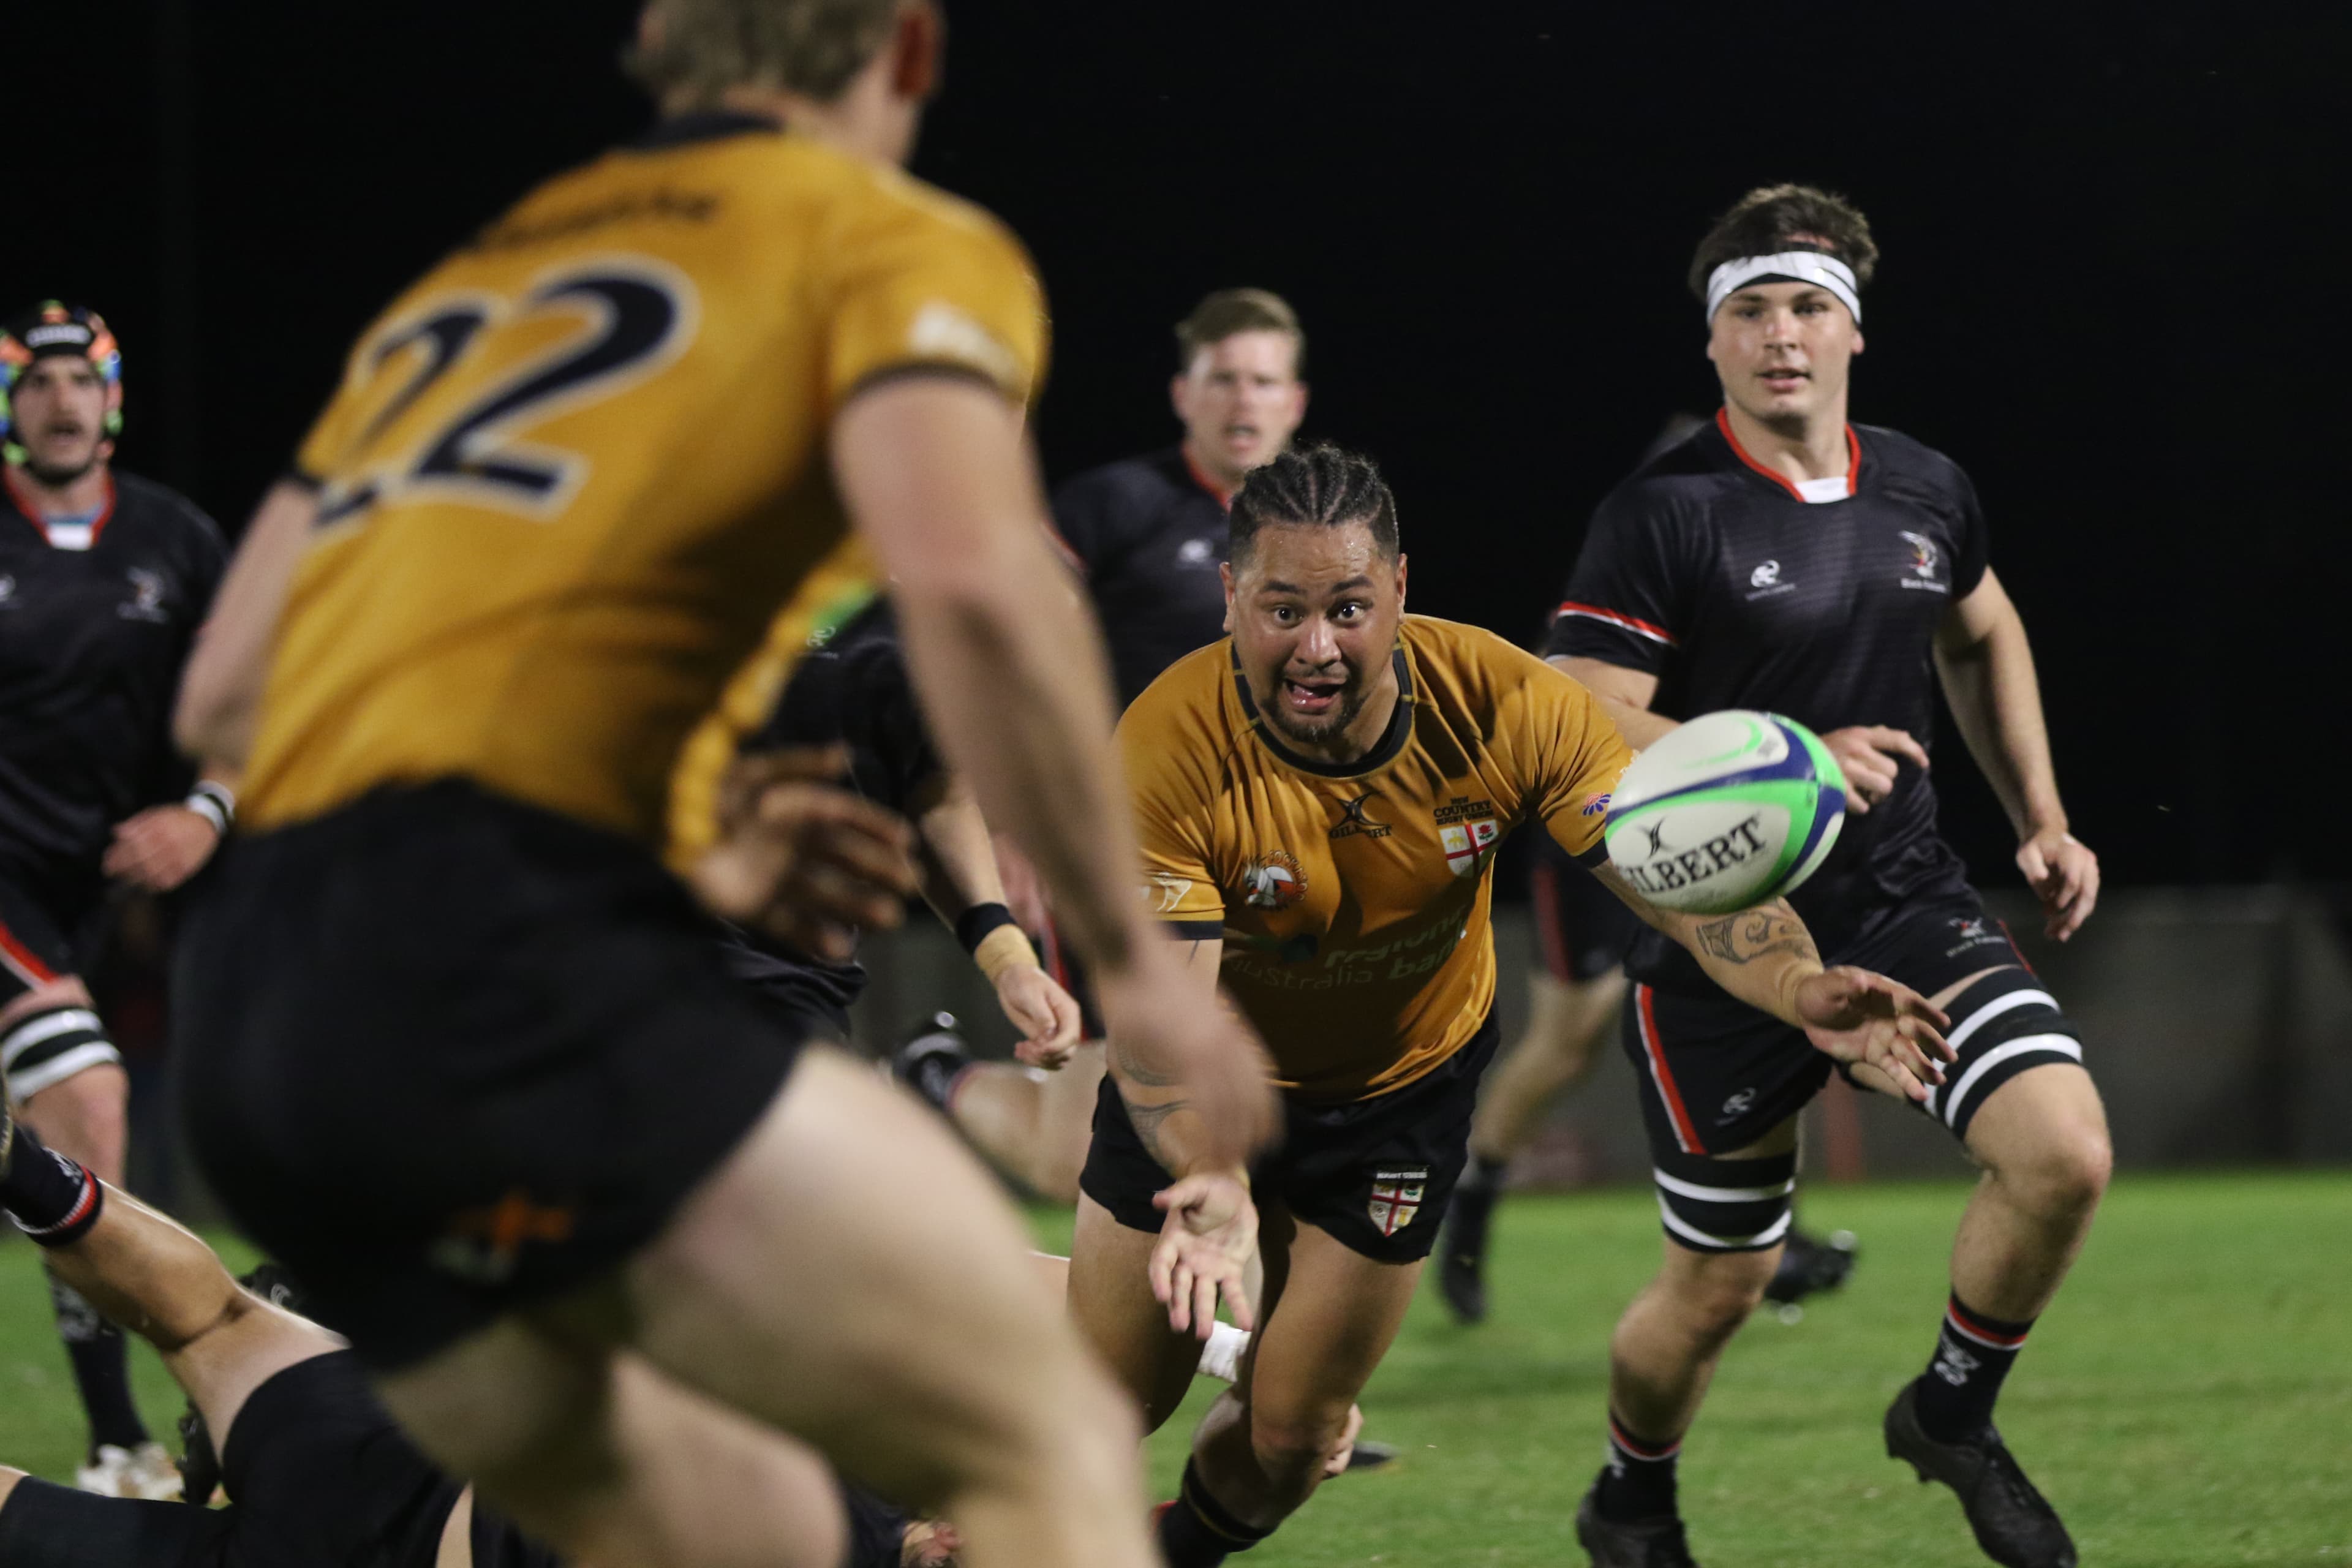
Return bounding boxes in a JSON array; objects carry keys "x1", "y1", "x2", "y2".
[
  {"x1": 0, "y1": 1351, "x2": 493, "y2": 1568},
  {"x1": 1080, "y1": 1016, "x2": 1502, "y2": 1264},
  {"x1": 710, "y1": 920, "x2": 860, "y2": 1043},
  {"x1": 175, "y1": 781, "x2": 809, "y2": 1370},
  {"x1": 1528, "y1": 834, "x2": 1639, "y2": 984},
  {"x1": 1624, "y1": 892, "x2": 2085, "y2": 1252},
  {"x1": 0, "y1": 874, "x2": 121, "y2": 1099}
]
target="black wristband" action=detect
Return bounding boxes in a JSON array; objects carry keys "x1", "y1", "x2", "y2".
[{"x1": 956, "y1": 902, "x2": 1019, "y2": 955}]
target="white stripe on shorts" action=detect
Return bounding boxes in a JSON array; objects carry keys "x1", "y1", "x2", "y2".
[
  {"x1": 1652, "y1": 1167, "x2": 1798, "y2": 1204},
  {"x1": 1658, "y1": 1197, "x2": 1795, "y2": 1252},
  {"x1": 1926, "y1": 990, "x2": 2059, "y2": 1118},
  {"x1": 5, "y1": 1040, "x2": 124, "y2": 1101},
  {"x1": 1940, "y1": 1033, "x2": 2082, "y2": 1130},
  {"x1": 0, "y1": 1008, "x2": 104, "y2": 1070}
]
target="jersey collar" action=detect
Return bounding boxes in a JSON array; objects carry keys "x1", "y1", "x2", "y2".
[
  {"x1": 1180, "y1": 447, "x2": 1238, "y2": 510},
  {"x1": 4, "y1": 467, "x2": 116, "y2": 551},
  {"x1": 1714, "y1": 408, "x2": 1861, "y2": 503},
  {"x1": 629, "y1": 110, "x2": 784, "y2": 151},
  {"x1": 1230, "y1": 642, "x2": 1415, "y2": 779}
]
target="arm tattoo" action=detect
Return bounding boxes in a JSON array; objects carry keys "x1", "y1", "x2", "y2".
[
  {"x1": 1110, "y1": 1036, "x2": 1180, "y2": 1088},
  {"x1": 1691, "y1": 901, "x2": 1820, "y2": 966},
  {"x1": 1123, "y1": 1096, "x2": 1191, "y2": 1166}
]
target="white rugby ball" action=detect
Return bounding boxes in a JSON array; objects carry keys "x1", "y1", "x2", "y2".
[{"x1": 1604, "y1": 710, "x2": 1846, "y2": 914}]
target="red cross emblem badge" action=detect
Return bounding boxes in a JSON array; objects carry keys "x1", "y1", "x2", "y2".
[{"x1": 1367, "y1": 1167, "x2": 1430, "y2": 1237}]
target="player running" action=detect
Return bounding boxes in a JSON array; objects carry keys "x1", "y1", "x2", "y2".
[
  {"x1": 1438, "y1": 413, "x2": 1855, "y2": 1326},
  {"x1": 169, "y1": 6, "x2": 1270, "y2": 1567},
  {"x1": 0, "y1": 301, "x2": 231, "y2": 1498},
  {"x1": 1069, "y1": 442, "x2": 1951, "y2": 1568},
  {"x1": 1551, "y1": 186, "x2": 2109, "y2": 1568},
  {"x1": 898, "y1": 287, "x2": 1311, "y2": 1199}
]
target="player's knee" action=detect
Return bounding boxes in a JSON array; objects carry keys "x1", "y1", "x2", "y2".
[
  {"x1": 1248, "y1": 1404, "x2": 1351, "y2": 1493},
  {"x1": 1025, "y1": 1143, "x2": 1086, "y2": 1205},
  {"x1": 21, "y1": 1064, "x2": 129, "y2": 1174},
  {"x1": 2003, "y1": 1122, "x2": 2112, "y2": 1218},
  {"x1": 1658, "y1": 1248, "x2": 1776, "y2": 1341}
]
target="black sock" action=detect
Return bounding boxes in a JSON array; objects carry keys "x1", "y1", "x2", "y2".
[
  {"x1": 899, "y1": 1035, "x2": 970, "y2": 1113},
  {"x1": 1, "y1": 1120, "x2": 104, "y2": 1246},
  {"x1": 1913, "y1": 1292, "x2": 2035, "y2": 1442},
  {"x1": 1155, "y1": 1460, "x2": 1272, "y2": 1567},
  {"x1": 1594, "y1": 1414, "x2": 1681, "y2": 1521},
  {"x1": 50, "y1": 1275, "x2": 150, "y2": 1453},
  {"x1": 1445, "y1": 1155, "x2": 1505, "y2": 1258}
]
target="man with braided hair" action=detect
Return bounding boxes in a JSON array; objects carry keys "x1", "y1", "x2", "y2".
[
  {"x1": 1072, "y1": 442, "x2": 1953, "y2": 1567},
  {"x1": 0, "y1": 300, "x2": 232, "y2": 1498},
  {"x1": 1551, "y1": 185, "x2": 2108, "y2": 1568}
]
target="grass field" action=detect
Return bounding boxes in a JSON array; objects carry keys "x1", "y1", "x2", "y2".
[{"x1": 4, "y1": 1173, "x2": 2348, "y2": 1566}]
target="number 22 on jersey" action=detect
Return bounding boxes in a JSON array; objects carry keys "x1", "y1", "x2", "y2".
[{"x1": 313, "y1": 256, "x2": 700, "y2": 530}]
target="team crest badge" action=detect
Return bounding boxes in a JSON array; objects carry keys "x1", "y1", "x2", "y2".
[
  {"x1": 1438, "y1": 818, "x2": 1500, "y2": 878},
  {"x1": 1367, "y1": 1167, "x2": 1430, "y2": 1237},
  {"x1": 1242, "y1": 851, "x2": 1307, "y2": 910}
]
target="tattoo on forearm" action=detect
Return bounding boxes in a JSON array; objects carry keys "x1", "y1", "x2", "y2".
[
  {"x1": 1692, "y1": 901, "x2": 1820, "y2": 966},
  {"x1": 1111, "y1": 1036, "x2": 1179, "y2": 1088},
  {"x1": 1124, "y1": 1096, "x2": 1190, "y2": 1166}
]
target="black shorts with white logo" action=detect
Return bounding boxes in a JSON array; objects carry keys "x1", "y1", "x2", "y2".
[
  {"x1": 1080, "y1": 1014, "x2": 1502, "y2": 1264},
  {"x1": 0, "y1": 873, "x2": 121, "y2": 1099},
  {"x1": 1528, "y1": 834, "x2": 1640, "y2": 984},
  {"x1": 1623, "y1": 892, "x2": 2083, "y2": 1252},
  {"x1": 176, "y1": 782, "x2": 807, "y2": 1371}
]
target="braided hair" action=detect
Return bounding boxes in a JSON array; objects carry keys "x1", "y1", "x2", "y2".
[{"x1": 1229, "y1": 443, "x2": 1399, "y2": 566}]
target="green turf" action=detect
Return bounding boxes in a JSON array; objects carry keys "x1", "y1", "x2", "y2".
[
  {"x1": 3, "y1": 1175, "x2": 2346, "y2": 1565},
  {"x1": 1028, "y1": 1172, "x2": 2352, "y2": 1567}
]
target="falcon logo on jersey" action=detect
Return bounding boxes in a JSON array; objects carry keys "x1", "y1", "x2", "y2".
[
  {"x1": 1241, "y1": 851, "x2": 1307, "y2": 910},
  {"x1": 1750, "y1": 559, "x2": 1781, "y2": 587},
  {"x1": 0, "y1": 575, "x2": 14, "y2": 607},
  {"x1": 1897, "y1": 531, "x2": 1948, "y2": 593},
  {"x1": 118, "y1": 568, "x2": 170, "y2": 623},
  {"x1": 1367, "y1": 1167, "x2": 1430, "y2": 1237},
  {"x1": 1329, "y1": 793, "x2": 1391, "y2": 841}
]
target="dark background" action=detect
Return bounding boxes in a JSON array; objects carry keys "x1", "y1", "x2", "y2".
[{"x1": 9, "y1": 2, "x2": 2346, "y2": 888}]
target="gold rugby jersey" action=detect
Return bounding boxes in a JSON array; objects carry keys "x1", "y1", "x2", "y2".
[
  {"x1": 241, "y1": 113, "x2": 1045, "y2": 858},
  {"x1": 1122, "y1": 614, "x2": 1635, "y2": 1101}
]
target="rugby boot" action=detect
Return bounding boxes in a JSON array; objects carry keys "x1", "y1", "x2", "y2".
[
  {"x1": 1344, "y1": 1438, "x2": 1398, "y2": 1472},
  {"x1": 1575, "y1": 1479, "x2": 1700, "y2": 1568},
  {"x1": 1435, "y1": 1177, "x2": 1499, "y2": 1323},
  {"x1": 1885, "y1": 1381, "x2": 2076, "y2": 1568},
  {"x1": 1763, "y1": 1227, "x2": 1858, "y2": 1305},
  {"x1": 891, "y1": 1012, "x2": 972, "y2": 1113},
  {"x1": 77, "y1": 1441, "x2": 183, "y2": 1501}
]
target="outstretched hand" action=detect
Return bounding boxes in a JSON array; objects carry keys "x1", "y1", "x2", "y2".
[
  {"x1": 1797, "y1": 967, "x2": 1953, "y2": 1104},
  {"x1": 1149, "y1": 1172, "x2": 1258, "y2": 1340},
  {"x1": 690, "y1": 745, "x2": 918, "y2": 959}
]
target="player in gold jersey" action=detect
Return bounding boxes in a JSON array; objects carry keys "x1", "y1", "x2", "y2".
[
  {"x1": 1065, "y1": 445, "x2": 1953, "y2": 1567},
  {"x1": 168, "y1": 5, "x2": 1272, "y2": 1567}
]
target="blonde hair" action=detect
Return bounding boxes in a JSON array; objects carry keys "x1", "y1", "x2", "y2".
[{"x1": 627, "y1": 0, "x2": 905, "y2": 108}]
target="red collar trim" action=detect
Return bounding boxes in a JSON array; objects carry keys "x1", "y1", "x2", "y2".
[
  {"x1": 1181, "y1": 448, "x2": 1237, "y2": 510},
  {"x1": 4, "y1": 467, "x2": 116, "y2": 546},
  {"x1": 1714, "y1": 409, "x2": 1860, "y2": 502}
]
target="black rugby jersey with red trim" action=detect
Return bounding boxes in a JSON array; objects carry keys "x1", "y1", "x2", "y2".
[
  {"x1": 1051, "y1": 447, "x2": 1232, "y2": 708},
  {"x1": 0, "y1": 467, "x2": 226, "y2": 897},
  {"x1": 1542, "y1": 413, "x2": 1985, "y2": 991}
]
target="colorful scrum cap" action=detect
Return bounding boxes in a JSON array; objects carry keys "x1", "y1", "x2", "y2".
[{"x1": 1, "y1": 300, "x2": 124, "y2": 456}]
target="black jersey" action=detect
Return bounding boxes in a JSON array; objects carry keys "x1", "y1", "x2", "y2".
[
  {"x1": 1542, "y1": 413, "x2": 1986, "y2": 993},
  {"x1": 1051, "y1": 446, "x2": 1231, "y2": 707},
  {"x1": 0, "y1": 469, "x2": 227, "y2": 903},
  {"x1": 719, "y1": 600, "x2": 942, "y2": 1021}
]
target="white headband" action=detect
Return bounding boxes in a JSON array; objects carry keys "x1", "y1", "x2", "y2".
[{"x1": 1705, "y1": 251, "x2": 1861, "y2": 325}]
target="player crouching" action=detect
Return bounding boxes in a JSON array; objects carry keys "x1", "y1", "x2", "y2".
[{"x1": 1068, "y1": 443, "x2": 1951, "y2": 1566}]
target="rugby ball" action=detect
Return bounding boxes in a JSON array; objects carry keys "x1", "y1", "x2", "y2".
[{"x1": 1604, "y1": 710, "x2": 1845, "y2": 914}]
